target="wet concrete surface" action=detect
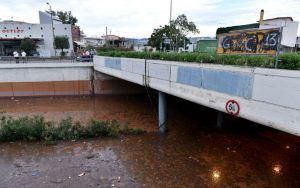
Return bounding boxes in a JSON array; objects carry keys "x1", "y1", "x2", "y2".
[{"x1": 0, "y1": 95, "x2": 299, "y2": 187}]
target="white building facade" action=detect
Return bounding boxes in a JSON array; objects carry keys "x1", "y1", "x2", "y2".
[
  {"x1": 0, "y1": 11, "x2": 73, "y2": 57},
  {"x1": 259, "y1": 17, "x2": 299, "y2": 51}
]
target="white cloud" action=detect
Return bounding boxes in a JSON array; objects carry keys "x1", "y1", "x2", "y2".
[{"x1": 0, "y1": 0, "x2": 299, "y2": 38}]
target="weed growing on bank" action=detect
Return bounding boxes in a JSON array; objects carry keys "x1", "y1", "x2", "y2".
[{"x1": 0, "y1": 113, "x2": 145, "y2": 143}]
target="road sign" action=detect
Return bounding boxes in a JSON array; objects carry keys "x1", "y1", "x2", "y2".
[{"x1": 225, "y1": 100, "x2": 240, "y2": 116}]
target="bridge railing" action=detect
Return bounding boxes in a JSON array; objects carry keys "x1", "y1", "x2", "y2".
[{"x1": 0, "y1": 56, "x2": 93, "y2": 63}]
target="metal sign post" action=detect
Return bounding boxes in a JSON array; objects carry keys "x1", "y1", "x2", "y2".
[{"x1": 275, "y1": 27, "x2": 283, "y2": 69}]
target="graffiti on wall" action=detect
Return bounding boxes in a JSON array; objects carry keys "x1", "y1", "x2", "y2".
[{"x1": 217, "y1": 29, "x2": 280, "y2": 55}]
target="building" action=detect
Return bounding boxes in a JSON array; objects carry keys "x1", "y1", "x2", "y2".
[
  {"x1": 103, "y1": 35, "x2": 126, "y2": 47},
  {"x1": 216, "y1": 12, "x2": 299, "y2": 53},
  {"x1": 0, "y1": 11, "x2": 73, "y2": 57},
  {"x1": 83, "y1": 36, "x2": 104, "y2": 48},
  {"x1": 259, "y1": 17, "x2": 299, "y2": 52},
  {"x1": 124, "y1": 38, "x2": 148, "y2": 51},
  {"x1": 196, "y1": 37, "x2": 217, "y2": 53}
]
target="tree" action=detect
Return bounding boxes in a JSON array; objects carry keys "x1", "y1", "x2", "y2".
[
  {"x1": 148, "y1": 14, "x2": 199, "y2": 51},
  {"x1": 174, "y1": 14, "x2": 199, "y2": 36},
  {"x1": 20, "y1": 38, "x2": 37, "y2": 55},
  {"x1": 46, "y1": 10, "x2": 78, "y2": 25},
  {"x1": 55, "y1": 36, "x2": 70, "y2": 56},
  {"x1": 56, "y1": 11, "x2": 78, "y2": 25},
  {"x1": 148, "y1": 25, "x2": 171, "y2": 50}
]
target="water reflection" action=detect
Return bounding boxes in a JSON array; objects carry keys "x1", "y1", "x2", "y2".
[
  {"x1": 273, "y1": 164, "x2": 282, "y2": 174},
  {"x1": 285, "y1": 145, "x2": 290, "y2": 149},
  {"x1": 212, "y1": 169, "x2": 221, "y2": 183}
]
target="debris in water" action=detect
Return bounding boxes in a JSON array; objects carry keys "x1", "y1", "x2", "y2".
[
  {"x1": 14, "y1": 163, "x2": 22, "y2": 168},
  {"x1": 78, "y1": 172, "x2": 85, "y2": 177},
  {"x1": 86, "y1": 154, "x2": 95, "y2": 159}
]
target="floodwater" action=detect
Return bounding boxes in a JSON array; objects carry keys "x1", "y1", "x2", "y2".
[{"x1": 0, "y1": 95, "x2": 299, "y2": 188}]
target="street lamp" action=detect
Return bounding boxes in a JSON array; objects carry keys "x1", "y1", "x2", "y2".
[
  {"x1": 170, "y1": 0, "x2": 173, "y2": 51},
  {"x1": 46, "y1": 2, "x2": 56, "y2": 56}
]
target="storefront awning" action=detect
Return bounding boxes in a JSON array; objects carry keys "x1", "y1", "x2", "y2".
[{"x1": 74, "y1": 41, "x2": 86, "y2": 47}]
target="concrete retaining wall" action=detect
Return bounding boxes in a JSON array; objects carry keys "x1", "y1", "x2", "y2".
[
  {"x1": 94, "y1": 56, "x2": 300, "y2": 136},
  {"x1": 0, "y1": 62, "x2": 145, "y2": 97},
  {"x1": 0, "y1": 63, "x2": 94, "y2": 97}
]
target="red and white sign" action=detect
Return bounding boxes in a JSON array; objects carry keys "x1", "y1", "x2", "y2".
[{"x1": 225, "y1": 100, "x2": 240, "y2": 116}]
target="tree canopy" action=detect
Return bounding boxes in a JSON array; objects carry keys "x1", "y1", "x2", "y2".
[
  {"x1": 55, "y1": 36, "x2": 70, "y2": 56},
  {"x1": 20, "y1": 38, "x2": 37, "y2": 55},
  {"x1": 56, "y1": 11, "x2": 78, "y2": 25},
  {"x1": 148, "y1": 14, "x2": 199, "y2": 51},
  {"x1": 46, "y1": 9, "x2": 78, "y2": 25}
]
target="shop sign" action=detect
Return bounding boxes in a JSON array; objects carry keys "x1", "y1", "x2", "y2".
[{"x1": 1, "y1": 29, "x2": 24, "y2": 33}]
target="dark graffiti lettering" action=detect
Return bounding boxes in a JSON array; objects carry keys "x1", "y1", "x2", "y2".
[{"x1": 219, "y1": 30, "x2": 280, "y2": 54}]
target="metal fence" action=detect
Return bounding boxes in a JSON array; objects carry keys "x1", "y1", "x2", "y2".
[{"x1": 0, "y1": 56, "x2": 93, "y2": 63}]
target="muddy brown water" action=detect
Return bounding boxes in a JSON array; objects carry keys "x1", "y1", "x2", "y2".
[{"x1": 0, "y1": 95, "x2": 299, "y2": 188}]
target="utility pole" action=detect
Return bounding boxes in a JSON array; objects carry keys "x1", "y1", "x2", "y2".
[
  {"x1": 170, "y1": 0, "x2": 172, "y2": 24},
  {"x1": 170, "y1": 0, "x2": 173, "y2": 51},
  {"x1": 275, "y1": 27, "x2": 283, "y2": 68},
  {"x1": 106, "y1": 26, "x2": 108, "y2": 46}
]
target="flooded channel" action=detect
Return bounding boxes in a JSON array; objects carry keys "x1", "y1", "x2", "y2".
[{"x1": 0, "y1": 95, "x2": 299, "y2": 187}]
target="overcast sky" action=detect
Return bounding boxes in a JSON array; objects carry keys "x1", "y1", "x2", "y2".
[{"x1": 0, "y1": 0, "x2": 299, "y2": 38}]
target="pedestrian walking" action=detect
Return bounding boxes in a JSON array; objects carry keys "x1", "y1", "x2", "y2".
[
  {"x1": 13, "y1": 51, "x2": 19, "y2": 64},
  {"x1": 21, "y1": 51, "x2": 26, "y2": 63}
]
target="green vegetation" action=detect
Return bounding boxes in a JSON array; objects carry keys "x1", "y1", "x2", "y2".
[
  {"x1": 277, "y1": 53, "x2": 300, "y2": 70},
  {"x1": 148, "y1": 14, "x2": 199, "y2": 51},
  {"x1": 97, "y1": 51, "x2": 300, "y2": 70},
  {"x1": 46, "y1": 9, "x2": 78, "y2": 25},
  {"x1": 0, "y1": 114, "x2": 144, "y2": 143},
  {"x1": 55, "y1": 11, "x2": 78, "y2": 25},
  {"x1": 55, "y1": 36, "x2": 70, "y2": 56},
  {"x1": 20, "y1": 38, "x2": 37, "y2": 56}
]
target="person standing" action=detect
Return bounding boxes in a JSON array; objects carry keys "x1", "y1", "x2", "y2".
[
  {"x1": 13, "y1": 51, "x2": 19, "y2": 64},
  {"x1": 70, "y1": 50, "x2": 76, "y2": 62},
  {"x1": 21, "y1": 51, "x2": 26, "y2": 63}
]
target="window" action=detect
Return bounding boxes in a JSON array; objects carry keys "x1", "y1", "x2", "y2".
[
  {"x1": 41, "y1": 27, "x2": 43, "y2": 30},
  {"x1": 41, "y1": 35, "x2": 44, "y2": 37},
  {"x1": 28, "y1": 27, "x2": 31, "y2": 30}
]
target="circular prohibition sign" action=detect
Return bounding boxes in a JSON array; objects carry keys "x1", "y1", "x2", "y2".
[{"x1": 225, "y1": 100, "x2": 240, "y2": 116}]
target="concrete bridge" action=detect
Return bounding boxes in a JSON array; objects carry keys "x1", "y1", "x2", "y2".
[
  {"x1": 93, "y1": 56, "x2": 300, "y2": 136},
  {"x1": 0, "y1": 57, "x2": 299, "y2": 136}
]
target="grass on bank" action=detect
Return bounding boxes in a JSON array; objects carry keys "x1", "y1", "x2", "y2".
[
  {"x1": 0, "y1": 113, "x2": 144, "y2": 143},
  {"x1": 97, "y1": 51, "x2": 300, "y2": 70}
]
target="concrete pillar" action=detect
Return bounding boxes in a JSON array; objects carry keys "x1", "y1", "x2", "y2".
[
  {"x1": 158, "y1": 91, "x2": 167, "y2": 133},
  {"x1": 217, "y1": 111, "x2": 225, "y2": 129}
]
